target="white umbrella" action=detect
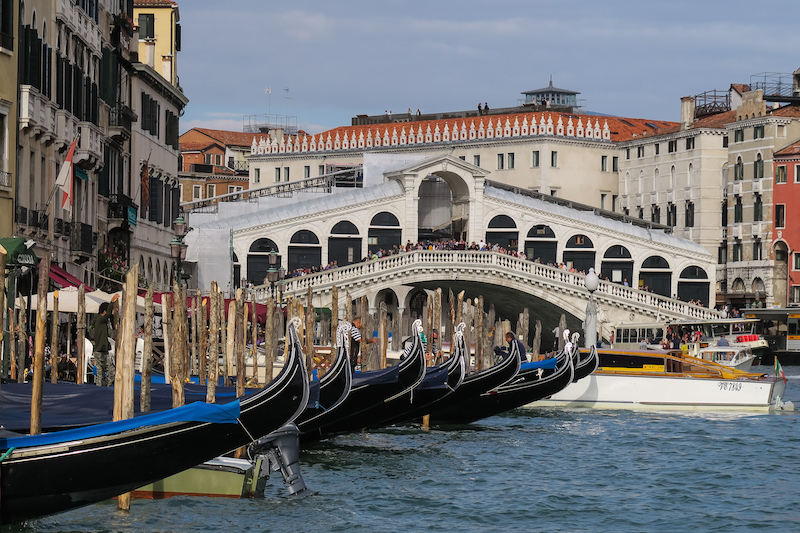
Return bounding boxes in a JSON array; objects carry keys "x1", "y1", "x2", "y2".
[{"x1": 15, "y1": 287, "x2": 160, "y2": 314}]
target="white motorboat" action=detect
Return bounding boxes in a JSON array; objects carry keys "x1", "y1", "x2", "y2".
[{"x1": 531, "y1": 349, "x2": 790, "y2": 412}]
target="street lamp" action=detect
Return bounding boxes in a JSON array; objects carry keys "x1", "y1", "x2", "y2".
[
  {"x1": 171, "y1": 215, "x2": 189, "y2": 286},
  {"x1": 583, "y1": 267, "x2": 599, "y2": 349}
]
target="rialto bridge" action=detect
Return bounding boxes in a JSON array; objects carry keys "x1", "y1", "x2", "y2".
[{"x1": 185, "y1": 154, "x2": 719, "y2": 343}]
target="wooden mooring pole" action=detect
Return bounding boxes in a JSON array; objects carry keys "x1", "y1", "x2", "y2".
[
  {"x1": 30, "y1": 253, "x2": 50, "y2": 435},
  {"x1": 115, "y1": 264, "x2": 138, "y2": 511}
]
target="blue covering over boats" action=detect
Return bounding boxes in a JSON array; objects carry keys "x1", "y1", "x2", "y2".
[
  {"x1": 415, "y1": 363, "x2": 451, "y2": 391},
  {"x1": 351, "y1": 364, "x2": 400, "y2": 388},
  {"x1": 520, "y1": 357, "x2": 558, "y2": 371},
  {"x1": 0, "y1": 400, "x2": 241, "y2": 450},
  {"x1": 0, "y1": 379, "x2": 320, "y2": 433}
]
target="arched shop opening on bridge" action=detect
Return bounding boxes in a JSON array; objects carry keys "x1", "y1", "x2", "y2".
[
  {"x1": 486, "y1": 215, "x2": 518, "y2": 249},
  {"x1": 678, "y1": 266, "x2": 710, "y2": 306},
  {"x1": 368, "y1": 212, "x2": 401, "y2": 255},
  {"x1": 248, "y1": 238, "x2": 281, "y2": 286},
  {"x1": 525, "y1": 225, "x2": 557, "y2": 263},
  {"x1": 638, "y1": 255, "x2": 671, "y2": 296},
  {"x1": 289, "y1": 230, "x2": 321, "y2": 272},
  {"x1": 329, "y1": 220, "x2": 361, "y2": 267},
  {"x1": 562, "y1": 234, "x2": 595, "y2": 272},
  {"x1": 600, "y1": 245, "x2": 633, "y2": 285}
]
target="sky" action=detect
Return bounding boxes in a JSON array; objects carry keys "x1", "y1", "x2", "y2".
[{"x1": 177, "y1": 1, "x2": 800, "y2": 136}]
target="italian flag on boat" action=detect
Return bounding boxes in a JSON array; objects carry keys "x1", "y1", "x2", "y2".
[{"x1": 775, "y1": 358, "x2": 787, "y2": 382}]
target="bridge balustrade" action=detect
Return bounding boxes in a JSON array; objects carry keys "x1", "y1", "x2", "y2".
[{"x1": 252, "y1": 250, "x2": 720, "y2": 322}]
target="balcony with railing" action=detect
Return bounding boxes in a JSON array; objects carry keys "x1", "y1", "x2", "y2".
[
  {"x1": 75, "y1": 122, "x2": 103, "y2": 169},
  {"x1": 15, "y1": 206, "x2": 28, "y2": 226},
  {"x1": 108, "y1": 193, "x2": 138, "y2": 229},
  {"x1": 0, "y1": 170, "x2": 10, "y2": 189},
  {"x1": 19, "y1": 86, "x2": 57, "y2": 140},
  {"x1": 109, "y1": 105, "x2": 136, "y2": 141},
  {"x1": 70, "y1": 221, "x2": 94, "y2": 256}
]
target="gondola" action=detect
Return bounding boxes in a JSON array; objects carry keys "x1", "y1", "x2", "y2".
[
  {"x1": 427, "y1": 339, "x2": 574, "y2": 424},
  {"x1": 299, "y1": 320, "x2": 426, "y2": 440},
  {"x1": 0, "y1": 318, "x2": 310, "y2": 524},
  {"x1": 294, "y1": 322, "x2": 354, "y2": 430},
  {"x1": 574, "y1": 345, "x2": 600, "y2": 382},
  {"x1": 324, "y1": 320, "x2": 466, "y2": 432},
  {"x1": 391, "y1": 327, "x2": 522, "y2": 425}
]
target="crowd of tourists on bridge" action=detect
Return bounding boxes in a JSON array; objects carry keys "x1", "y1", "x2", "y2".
[{"x1": 273, "y1": 239, "x2": 708, "y2": 308}]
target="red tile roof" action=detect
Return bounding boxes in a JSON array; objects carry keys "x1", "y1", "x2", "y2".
[
  {"x1": 774, "y1": 140, "x2": 800, "y2": 157},
  {"x1": 296, "y1": 111, "x2": 677, "y2": 146},
  {"x1": 770, "y1": 104, "x2": 800, "y2": 118},
  {"x1": 183, "y1": 128, "x2": 257, "y2": 148}
]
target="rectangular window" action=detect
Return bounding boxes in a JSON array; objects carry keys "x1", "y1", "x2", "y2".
[
  {"x1": 734, "y1": 129, "x2": 744, "y2": 142},
  {"x1": 274, "y1": 167, "x2": 281, "y2": 183},
  {"x1": 319, "y1": 164, "x2": 325, "y2": 175},
  {"x1": 304, "y1": 165, "x2": 310, "y2": 179},
  {"x1": 734, "y1": 196, "x2": 743, "y2": 223},
  {"x1": 458, "y1": 155, "x2": 465, "y2": 161},
  {"x1": 754, "y1": 194, "x2": 762, "y2": 221},
  {"x1": 654, "y1": 143, "x2": 660, "y2": 155},
  {"x1": 734, "y1": 161, "x2": 744, "y2": 181},
  {"x1": 283, "y1": 167, "x2": 290, "y2": 182},
  {"x1": 206, "y1": 184, "x2": 215, "y2": 198},
  {"x1": 753, "y1": 241, "x2": 762, "y2": 261},
  {"x1": 138, "y1": 14, "x2": 155, "y2": 39},
  {"x1": 192, "y1": 185, "x2": 201, "y2": 200},
  {"x1": 254, "y1": 168, "x2": 260, "y2": 183},
  {"x1": 754, "y1": 158, "x2": 763, "y2": 179},
  {"x1": 651, "y1": 205, "x2": 660, "y2": 223},
  {"x1": 754, "y1": 125, "x2": 765, "y2": 139},
  {"x1": 796, "y1": 164, "x2": 800, "y2": 183},
  {"x1": 723, "y1": 136, "x2": 729, "y2": 148},
  {"x1": 507, "y1": 152, "x2": 515, "y2": 169},
  {"x1": 532, "y1": 151, "x2": 540, "y2": 168},
  {"x1": 794, "y1": 253, "x2": 800, "y2": 270},
  {"x1": 718, "y1": 246, "x2": 726, "y2": 264},
  {"x1": 776, "y1": 204, "x2": 786, "y2": 228},
  {"x1": 637, "y1": 146, "x2": 644, "y2": 158},
  {"x1": 668, "y1": 140, "x2": 677, "y2": 153},
  {"x1": 600, "y1": 193, "x2": 607, "y2": 210},
  {"x1": 601, "y1": 155, "x2": 608, "y2": 172},
  {"x1": 776, "y1": 165, "x2": 787, "y2": 183},
  {"x1": 473, "y1": 154, "x2": 480, "y2": 167},
  {"x1": 612, "y1": 156, "x2": 619, "y2": 172},
  {"x1": 733, "y1": 242, "x2": 742, "y2": 262},
  {"x1": 497, "y1": 153, "x2": 505, "y2": 170},
  {"x1": 625, "y1": 148, "x2": 630, "y2": 160},
  {"x1": 685, "y1": 201, "x2": 695, "y2": 227},
  {"x1": 792, "y1": 286, "x2": 800, "y2": 304},
  {"x1": 686, "y1": 137, "x2": 695, "y2": 150},
  {"x1": 550, "y1": 151, "x2": 558, "y2": 167}
]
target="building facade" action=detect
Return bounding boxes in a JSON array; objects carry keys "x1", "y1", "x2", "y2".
[{"x1": 0, "y1": 0, "x2": 17, "y2": 238}]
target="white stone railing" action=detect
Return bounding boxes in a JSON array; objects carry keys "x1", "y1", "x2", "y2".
[{"x1": 253, "y1": 250, "x2": 721, "y2": 321}]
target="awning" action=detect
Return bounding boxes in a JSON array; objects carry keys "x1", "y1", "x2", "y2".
[
  {"x1": 49, "y1": 263, "x2": 94, "y2": 291},
  {"x1": 0, "y1": 237, "x2": 38, "y2": 267}
]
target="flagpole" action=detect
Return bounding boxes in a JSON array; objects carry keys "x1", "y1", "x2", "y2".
[{"x1": 43, "y1": 133, "x2": 81, "y2": 223}]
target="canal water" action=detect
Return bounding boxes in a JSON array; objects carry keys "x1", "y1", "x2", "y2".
[{"x1": 16, "y1": 366, "x2": 800, "y2": 533}]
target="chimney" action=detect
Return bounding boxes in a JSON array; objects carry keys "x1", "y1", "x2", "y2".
[
  {"x1": 680, "y1": 96, "x2": 695, "y2": 131},
  {"x1": 270, "y1": 127, "x2": 285, "y2": 143},
  {"x1": 162, "y1": 54, "x2": 172, "y2": 82},
  {"x1": 145, "y1": 40, "x2": 156, "y2": 68}
]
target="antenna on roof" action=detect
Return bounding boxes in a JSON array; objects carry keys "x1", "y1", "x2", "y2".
[{"x1": 265, "y1": 85, "x2": 272, "y2": 115}]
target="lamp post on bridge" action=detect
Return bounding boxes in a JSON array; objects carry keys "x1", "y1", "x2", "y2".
[
  {"x1": 584, "y1": 267, "x2": 599, "y2": 349},
  {"x1": 264, "y1": 250, "x2": 285, "y2": 302}
]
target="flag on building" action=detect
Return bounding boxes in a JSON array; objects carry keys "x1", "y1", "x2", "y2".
[
  {"x1": 775, "y1": 357, "x2": 787, "y2": 382},
  {"x1": 141, "y1": 156, "x2": 151, "y2": 208},
  {"x1": 54, "y1": 137, "x2": 78, "y2": 215}
]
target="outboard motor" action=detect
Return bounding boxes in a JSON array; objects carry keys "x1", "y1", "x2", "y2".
[{"x1": 248, "y1": 423, "x2": 314, "y2": 498}]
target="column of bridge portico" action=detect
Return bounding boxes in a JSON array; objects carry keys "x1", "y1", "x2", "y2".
[
  {"x1": 402, "y1": 175, "x2": 420, "y2": 244},
  {"x1": 468, "y1": 176, "x2": 486, "y2": 243}
]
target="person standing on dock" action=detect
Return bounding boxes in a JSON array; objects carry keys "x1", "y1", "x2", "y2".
[{"x1": 90, "y1": 295, "x2": 118, "y2": 386}]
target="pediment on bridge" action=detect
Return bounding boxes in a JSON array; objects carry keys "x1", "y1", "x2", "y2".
[{"x1": 384, "y1": 153, "x2": 488, "y2": 200}]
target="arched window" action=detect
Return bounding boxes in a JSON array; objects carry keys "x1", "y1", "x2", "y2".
[
  {"x1": 331, "y1": 221, "x2": 360, "y2": 234},
  {"x1": 248, "y1": 238, "x2": 281, "y2": 285},
  {"x1": 370, "y1": 212, "x2": 400, "y2": 226},
  {"x1": 330, "y1": 221, "x2": 362, "y2": 266},
  {"x1": 488, "y1": 215, "x2": 516, "y2": 228},
  {"x1": 290, "y1": 230, "x2": 320, "y2": 244}
]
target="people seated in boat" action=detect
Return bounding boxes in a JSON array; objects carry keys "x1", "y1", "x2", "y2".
[
  {"x1": 717, "y1": 335, "x2": 730, "y2": 347},
  {"x1": 494, "y1": 332, "x2": 528, "y2": 364}
]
